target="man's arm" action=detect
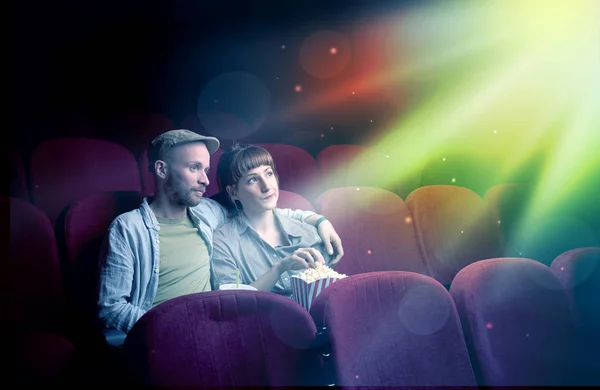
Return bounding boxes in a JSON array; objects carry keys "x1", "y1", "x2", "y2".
[
  {"x1": 289, "y1": 212, "x2": 345, "y2": 266},
  {"x1": 97, "y1": 222, "x2": 147, "y2": 333}
]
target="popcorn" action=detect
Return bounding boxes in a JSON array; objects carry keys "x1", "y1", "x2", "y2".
[
  {"x1": 291, "y1": 263, "x2": 347, "y2": 311},
  {"x1": 293, "y1": 263, "x2": 347, "y2": 284}
]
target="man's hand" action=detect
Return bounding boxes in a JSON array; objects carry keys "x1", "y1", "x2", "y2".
[{"x1": 317, "y1": 220, "x2": 344, "y2": 267}]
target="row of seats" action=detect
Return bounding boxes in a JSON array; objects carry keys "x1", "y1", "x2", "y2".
[
  {"x1": 8, "y1": 187, "x2": 599, "y2": 385},
  {"x1": 105, "y1": 254, "x2": 600, "y2": 386},
  {"x1": 9, "y1": 137, "x2": 545, "y2": 226}
]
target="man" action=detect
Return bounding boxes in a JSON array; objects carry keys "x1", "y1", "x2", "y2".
[{"x1": 97, "y1": 129, "x2": 343, "y2": 340}]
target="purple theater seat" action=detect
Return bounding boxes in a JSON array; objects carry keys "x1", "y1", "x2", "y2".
[
  {"x1": 551, "y1": 247, "x2": 600, "y2": 384},
  {"x1": 109, "y1": 111, "x2": 175, "y2": 157},
  {"x1": 316, "y1": 144, "x2": 419, "y2": 198},
  {"x1": 15, "y1": 332, "x2": 78, "y2": 386},
  {"x1": 6, "y1": 197, "x2": 66, "y2": 331},
  {"x1": 276, "y1": 189, "x2": 316, "y2": 212},
  {"x1": 316, "y1": 186, "x2": 427, "y2": 276},
  {"x1": 405, "y1": 185, "x2": 504, "y2": 287},
  {"x1": 123, "y1": 290, "x2": 320, "y2": 387},
  {"x1": 9, "y1": 146, "x2": 29, "y2": 200},
  {"x1": 29, "y1": 138, "x2": 142, "y2": 226},
  {"x1": 61, "y1": 191, "x2": 144, "y2": 329},
  {"x1": 309, "y1": 271, "x2": 477, "y2": 387},
  {"x1": 254, "y1": 143, "x2": 321, "y2": 202},
  {"x1": 450, "y1": 257, "x2": 585, "y2": 386}
]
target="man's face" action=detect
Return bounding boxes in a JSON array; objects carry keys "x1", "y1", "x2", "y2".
[{"x1": 162, "y1": 142, "x2": 211, "y2": 208}]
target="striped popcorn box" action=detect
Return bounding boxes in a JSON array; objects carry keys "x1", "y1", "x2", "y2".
[{"x1": 291, "y1": 275, "x2": 340, "y2": 311}]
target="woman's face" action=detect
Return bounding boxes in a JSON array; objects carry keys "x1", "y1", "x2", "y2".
[{"x1": 228, "y1": 164, "x2": 279, "y2": 214}]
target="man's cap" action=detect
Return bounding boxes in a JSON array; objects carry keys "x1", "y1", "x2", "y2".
[{"x1": 147, "y1": 129, "x2": 220, "y2": 170}]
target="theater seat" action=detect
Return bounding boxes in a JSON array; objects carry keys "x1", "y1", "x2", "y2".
[
  {"x1": 551, "y1": 247, "x2": 600, "y2": 384},
  {"x1": 7, "y1": 197, "x2": 81, "y2": 385},
  {"x1": 316, "y1": 144, "x2": 419, "y2": 197},
  {"x1": 309, "y1": 271, "x2": 477, "y2": 387},
  {"x1": 29, "y1": 138, "x2": 142, "y2": 226},
  {"x1": 123, "y1": 290, "x2": 320, "y2": 387},
  {"x1": 109, "y1": 112, "x2": 175, "y2": 157},
  {"x1": 9, "y1": 146, "x2": 29, "y2": 200},
  {"x1": 6, "y1": 197, "x2": 66, "y2": 331},
  {"x1": 450, "y1": 257, "x2": 586, "y2": 386},
  {"x1": 60, "y1": 191, "x2": 144, "y2": 347},
  {"x1": 405, "y1": 185, "x2": 504, "y2": 287},
  {"x1": 316, "y1": 186, "x2": 426, "y2": 276},
  {"x1": 255, "y1": 143, "x2": 321, "y2": 202},
  {"x1": 277, "y1": 190, "x2": 315, "y2": 212}
]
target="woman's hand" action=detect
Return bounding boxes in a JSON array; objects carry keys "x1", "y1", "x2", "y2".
[{"x1": 279, "y1": 247, "x2": 325, "y2": 272}]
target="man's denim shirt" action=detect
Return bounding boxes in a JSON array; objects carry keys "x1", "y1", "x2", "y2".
[{"x1": 97, "y1": 197, "x2": 315, "y2": 333}]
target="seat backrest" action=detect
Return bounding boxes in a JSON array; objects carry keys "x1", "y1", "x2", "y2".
[
  {"x1": 61, "y1": 191, "x2": 143, "y2": 325},
  {"x1": 505, "y1": 213, "x2": 599, "y2": 266},
  {"x1": 6, "y1": 197, "x2": 66, "y2": 331},
  {"x1": 109, "y1": 112, "x2": 175, "y2": 157},
  {"x1": 9, "y1": 147, "x2": 29, "y2": 200},
  {"x1": 316, "y1": 144, "x2": 368, "y2": 190},
  {"x1": 550, "y1": 246, "x2": 600, "y2": 383},
  {"x1": 277, "y1": 190, "x2": 315, "y2": 212},
  {"x1": 316, "y1": 144, "x2": 419, "y2": 197},
  {"x1": 313, "y1": 271, "x2": 476, "y2": 386},
  {"x1": 420, "y1": 153, "x2": 496, "y2": 196},
  {"x1": 550, "y1": 247, "x2": 600, "y2": 329},
  {"x1": 29, "y1": 138, "x2": 142, "y2": 226},
  {"x1": 484, "y1": 183, "x2": 532, "y2": 244},
  {"x1": 450, "y1": 257, "x2": 582, "y2": 386},
  {"x1": 315, "y1": 186, "x2": 426, "y2": 276},
  {"x1": 405, "y1": 185, "x2": 504, "y2": 286},
  {"x1": 123, "y1": 290, "x2": 319, "y2": 387},
  {"x1": 254, "y1": 143, "x2": 321, "y2": 202},
  {"x1": 138, "y1": 146, "x2": 223, "y2": 198}
]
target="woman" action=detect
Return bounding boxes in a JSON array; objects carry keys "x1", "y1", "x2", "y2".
[{"x1": 211, "y1": 144, "x2": 336, "y2": 297}]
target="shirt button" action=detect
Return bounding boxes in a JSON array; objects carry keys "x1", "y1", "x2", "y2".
[
  {"x1": 155, "y1": 239, "x2": 160, "y2": 244},
  {"x1": 145, "y1": 301, "x2": 151, "y2": 306},
  {"x1": 284, "y1": 277, "x2": 289, "y2": 281},
  {"x1": 154, "y1": 268, "x2": 159, "y2": 273},
  {"x1": 272, "y1": 253, "x2": 277, "y2": 258}
]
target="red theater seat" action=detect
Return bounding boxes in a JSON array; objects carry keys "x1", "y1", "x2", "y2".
[
  {"x1": 551, "y1": 247, "x2": 600, "y2": 383},
  {"x1": 60, "y1": 191, "x2": 144, "y2": 329},
  {"x1": 405, "y1": 185, "x2": 504, "y2": 287},
  {"x1": 310, "y1": 271, "x2": 477, "y2": 387},
  {"x1": 9, "y1": 146, "x2": 29, "y2": 200},
  {"x1": 29, "y1": 138, "x2": 142, "y2": 226},
  {"x1": 6, "y1": 197, "x2": 67, "y2": 330},
  {"x1": 123, "y1": 290, "x2": 320, "y2": 387},
  {"x1": 254, "y1": 143, "x2": 321, "y2": 202},
  {"x1": 316, "y1": 186, "x2": 426, "y2": 276},
  {"x1": 109, "y1": 112, "x2": 175, "y2": 157},
  {"x1": 450, "y1": 257, "x2": 586, "y2": 386},
  {"x1": 316, "y1": 144, "x2": 419, "y2": 198}
]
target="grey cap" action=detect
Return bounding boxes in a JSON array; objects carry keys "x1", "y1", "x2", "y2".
[{"x1": 147, "y1": 129, "x2": 220, "y2": 171}]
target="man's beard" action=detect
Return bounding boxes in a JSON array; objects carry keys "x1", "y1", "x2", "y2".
[{"x1": 165, "y1": 173, "x2": 203, "y2": 208}]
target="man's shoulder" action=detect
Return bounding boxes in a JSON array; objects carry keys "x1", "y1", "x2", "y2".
[
  {"x1": 109, "y1": 207, "x2": 144, "y2": 231},
  {"x1": 189, "y1": 197, "x2": 225, "y2": 220}
]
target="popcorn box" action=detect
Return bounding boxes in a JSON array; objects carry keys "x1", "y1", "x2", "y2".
[{"x1": 291, "y1": 275, "x2": 341, "y2": 311}]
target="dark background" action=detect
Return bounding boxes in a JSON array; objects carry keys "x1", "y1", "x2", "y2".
[{"x1": 8, "y1": 0, "x2": 419, "y2": 153}]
